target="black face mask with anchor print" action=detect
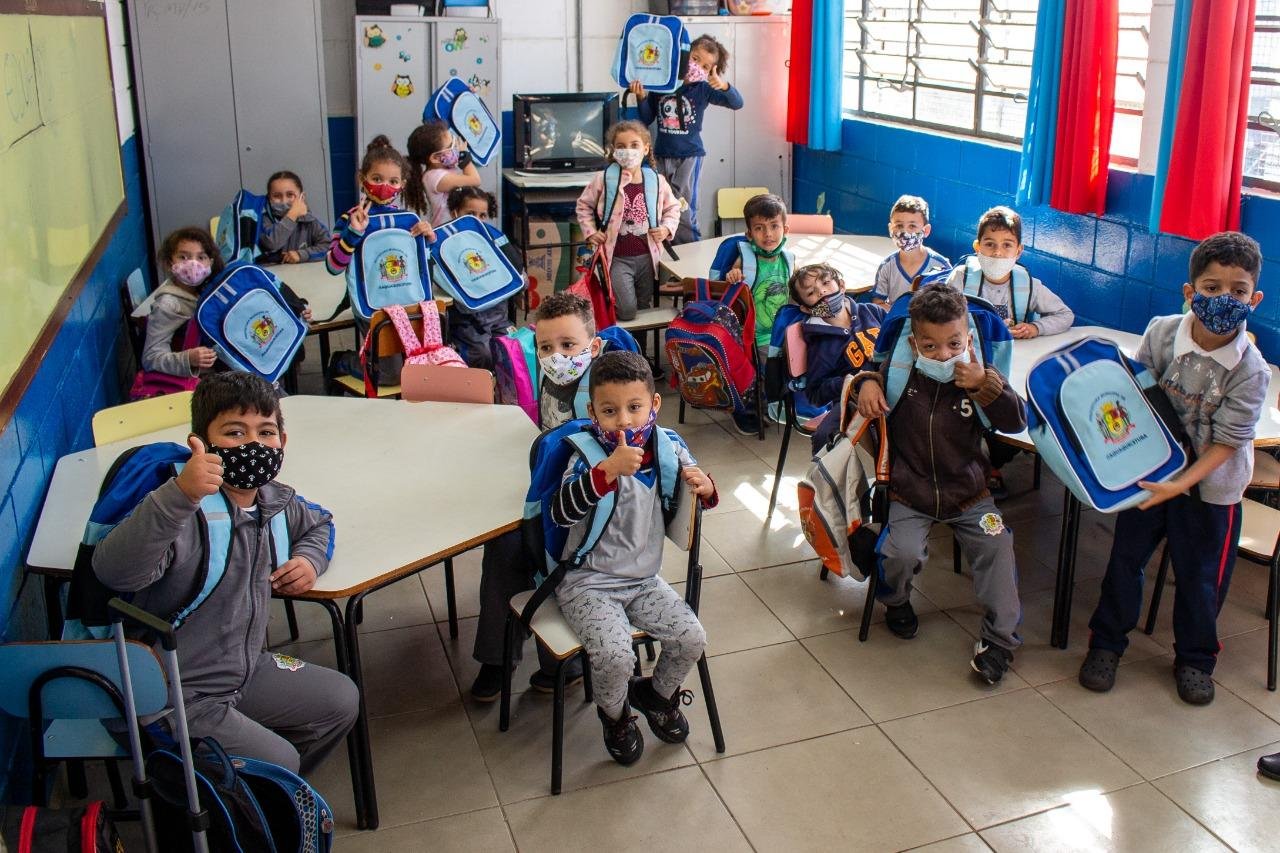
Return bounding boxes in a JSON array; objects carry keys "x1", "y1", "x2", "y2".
[{"x1": 210, "y1": 442, "x2": 284, "y2": 490}]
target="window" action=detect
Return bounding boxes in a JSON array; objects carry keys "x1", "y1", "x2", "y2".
[
  {"x1": 1246, "y1": 0, "x2": 1280, "y2": 189},
  {"x1": 1112, "y1": 0, "x2": 1152, "y2": 164}
]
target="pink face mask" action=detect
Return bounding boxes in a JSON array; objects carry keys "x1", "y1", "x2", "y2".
[
  {"x1": 685, "y1": 63, "x2": 709, "y2": 84},
  {"x1": 172, "y1": 259, "x2": 212, "y2": 288}
]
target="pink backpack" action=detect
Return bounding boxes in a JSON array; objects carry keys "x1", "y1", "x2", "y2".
[
  {"x1": 358, "y1": 301, "x2": 463, "y2": 397},
  {"x1": 490, "y1": 326, "x2": 539, "y2": 423},
  {"x1": 128, "y1": 319, "x2": 202, "y2": 400}
]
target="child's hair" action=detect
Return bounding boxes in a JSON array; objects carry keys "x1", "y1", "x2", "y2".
[
  {"x1": 1189, "y1": 231, "x2": 1263, "y2": 285},
  {"x1": 589, "y1": 350, "x2": 655, "y2": 397},
  {"x1": 690, "y1": 34, "x2": 730, "y2": 75},
  {"x1": 158, "y1": 227, "x2": 224, "y2": 279},
  {"x1": 605, "y1": 120, "x2": 655, "y2": 167},
  {"x1": 976, "y1": 205, "x2": 1022, "y2": 244},
  {"x1": 536, "y1": 291, "x2": 596, "y2": 337},
  {"x1": 743, "y1": 193, "x2": 788, "y2": 226},
  {"x1": 891, "y1": 194, "x2": 930, "y2": 225},
  {"x1": 787, "y1": 263, "x2": 844, "y2": 305},
  {"x1": 446, "y1": 186, "x2": 498, "y2": 218},
  {"x1": 908, "y1": 283, "x2": 968, "y2": 327},
  {"x1": 360, "y1": 135, "x2": 409, "y2": 183},
  {"x1": 404, "y1": 120, "x2": 452, "y2": 215},
  {"x1": 191, "y1": 371, "x2": 282, "y2": 440},
  {"x1": 267, "y1": 170, "x2": 303, "y2": 193}
]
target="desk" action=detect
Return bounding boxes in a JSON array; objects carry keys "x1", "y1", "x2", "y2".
[
  {"x1": 660, "y1": 233, "x2": 898, "y2": 293},
  {"x1": 502, "y1": 169, "x2": 592, "y2": 256},
  {"x1": 26, "y1": 395, "x2": 539, "y2": 830}
]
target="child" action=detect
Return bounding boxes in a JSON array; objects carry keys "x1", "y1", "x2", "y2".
[
  {"x1": 1080, "y1": 232, "x2": 1269, "y2": 706},
  {"x1": 575, "y1": 120, "x2": 681, "y2": 322},
  {"x1": 93, "y1": 372, "x2": 359, "y2": 774},
  {"x1": 404, "y1": 119, "x2": 482, "y2": 228},
  {"x1": 854, "y1": 284, "x2": 1026, "y2": 684},
  {"x1": 257, "y1": 170, "x2": 331, "y2": 264},
  {"x1": 871, "y1": 195, "x2": 951, "y2": 307},
  {"x1": 444, "y1": 187, "x2": 518, "y2": 369},
  {"x1": 632, "y1": 34, "x2": 744, "y2": 244},
  {"x1": 787, "y1": 263, "x2": 887, "y2": 451},
  {"x1": 551, "y1": 350, "x2": 716, "y2": 763}
]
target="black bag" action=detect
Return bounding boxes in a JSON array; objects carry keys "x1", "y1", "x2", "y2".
[{"x1": 1, "y1": 801, "x2": 122, "y2": 853}]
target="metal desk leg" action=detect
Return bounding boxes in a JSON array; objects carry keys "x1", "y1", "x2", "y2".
[
  {"x1": 1051, "y1": 491, "x2": 1083, "y2": 649},
  {"x1": 314, "y1": 598, "x2": 368, "y2": 831},
  {"x1": 42, "y1": 575, "x2": 65, "y2": 639},
  {"x1": 344, "y1": 592, "x2": 380, "y2": 830}
]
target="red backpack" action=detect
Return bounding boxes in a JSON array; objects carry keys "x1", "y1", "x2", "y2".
[
  {"x1": 566, "y1": 246, "x2": 616, "y2": 330},
  {"x1": 664, "y1": 278, "x2": 757, "y2": 414}
]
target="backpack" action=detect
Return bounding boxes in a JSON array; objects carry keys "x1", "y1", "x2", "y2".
[
  {"x1": 664, "y1": 278, "x2": 757, "y2": 415},
  {"x1": 566, "y1": 246, "x2": 616, "y2": 331},
  {"x1": 491, "y1": 325, "x2": 641, "y2": 425},
  {"x1": 763, "y1": 303, "x2": 825, "y2": 423},
  {"x1": 359, "y1": 300, "x2": 464, "y2": 396},
  {"x1": 428, "y1": 215, "x2": 524, "y2": 312},
  {"x1": 347, "y1": 210, "x2": 433, "y2": 320},
  {"x1": 1, "y1": 802, "x2": 121, "y2": 853},
  {"x1": 129, "y1": 313, "x2": 202, "y2": 400},
  {"x1": 707, "y1": 235, "x2": 797, "y2": 288},
  {"x1": 960, "y1": 255, "x2": 1036, "y2": 325},
  {"x1": 196, "y1": 262, "x2": 307, "y2": 384},
  {"x1": 611, "y1": 13, "x2": 690, "y2": 94},
  {"x1": 63, "y1": 443, "x2": 291, "y2": 640},
  {"x1": 1026, "y1": 336, "x2": 1190, "y2": 513},
  {"x1": 216, "y1": 190, "x2": 267, "y2": 264},
  {"x1": 422, "y1": 76, "x2": 501, "y2": 166}
]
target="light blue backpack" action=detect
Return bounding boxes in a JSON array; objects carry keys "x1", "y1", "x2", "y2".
[
  {"x1": 215, "y1": 189, "x2": 266, "y2": 264},
  {"x1": 611, "y1": 13, "x2": 690, "y2": 94},
  {"x1": 196, "y1": 262, "x2": 306, "y2": 384},
  {"x1": 423, "y1": 76, "x2": 501, "y2": 166},
  {"x1": 428, "y1": 215, "x2": 523, "y2": 312},
  {"x1": 347, "y1": 210, "x2": 433, "y2": 320}
]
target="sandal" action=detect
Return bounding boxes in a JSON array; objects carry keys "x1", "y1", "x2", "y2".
[
  {"x1": 1078, "y1": 648, "x2": 1120, "y2": 692},
  {"x1": 1174, "y1": 663, "x2": 1215, "y2": 705}
]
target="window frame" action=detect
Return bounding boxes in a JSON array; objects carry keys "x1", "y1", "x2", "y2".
[{"x1": 1244, "y1": 14, "x2": 1280, "y2": 193}]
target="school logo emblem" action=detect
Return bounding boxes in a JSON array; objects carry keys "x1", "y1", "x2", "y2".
[
  {"x1": 466, "y1": 112, "x2": 483, "y2": 135},
  {"x1": 247, "y1": 313, "x2": 277, "y2": 350},
  {"x1": 638, "y1": 41, "x2": 661, "y2": 67},
  {"x1": 1095, "y1": 397, "x2": 1134, "y2": 444},
  {"x1": 979, "y1": 512, "x2": 1005, "y2": 536},
  {"x1": 462, "y1": 249, "x2": 488, "y2": 274},
  {"x1": 377, "y1": 249, "x2": 408, "y2": 283},
  {"x1": 272, "y1": 652, "x2": 305, "y2": 672}
]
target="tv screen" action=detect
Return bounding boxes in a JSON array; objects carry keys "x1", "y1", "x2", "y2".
[{"x1": 513, "y1": 93, "x2": 618, "y2": 172}]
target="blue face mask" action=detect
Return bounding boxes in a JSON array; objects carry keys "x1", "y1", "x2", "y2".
[
  {"x1": 1190, "y1": 292, "x2": 1252, "y2": 336},
  {"x1": 913, "y1": 346, "x2": 970, "y2": 383},
  {"x1": 591, "y1": 407, "x2": 658, "y2": 453}
]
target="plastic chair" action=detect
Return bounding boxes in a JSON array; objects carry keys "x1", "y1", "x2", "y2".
[
  {"x1": 209, "y1": 215, "x2": 219, "y2": 236},
  {"x1": 787, "y1": 213, "x2": 834, "y2": 235},
  {"x1": 400, "y1": 365, "x2": 495, "y2": 404},
  {"x1": 330, "y1": 300, "x2": 451, "y2": 398},
  {"x1": 92, "y1": 392, "x2": 194, "y2": 447},
  {"x1": 765, "y1": 320, "x2": 829, "y2": 520},
  {"x1": 714, "y1": 186, "x2": 769, "y2": 237}
]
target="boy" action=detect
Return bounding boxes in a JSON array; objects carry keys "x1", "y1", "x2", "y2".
[
  {"x1": 871, "y1": 195, "x2": 952, "y2": 307},
  {"x1": 787, "y1": 262, "x2": 887, "y2": 451},
  {"x1": 1079, "y1": 232, "x2": 1269, "y2": 705},
  {"x1": 854, "y1": 284, "x2": 1026, "y2": 683},
  {"x1": 551, "y1": 351, "x2": 717, "y2": 763},
  {"x1": 93, "y1": 372, "x2": 358, "y2": 775}
]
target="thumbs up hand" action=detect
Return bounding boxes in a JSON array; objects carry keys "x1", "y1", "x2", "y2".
[
  {"x1": 600, "y1": 432, "x2": 644, "y2": 482},
  {"x1": 176, "y1": 434, "x2": 224, "y2": 503}
]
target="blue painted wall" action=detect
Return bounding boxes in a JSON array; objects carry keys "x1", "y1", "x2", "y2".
[
  {"x1": 0, "y1": 135, "x2": 150, "y2": 801},
  {"x1": 793, "y1": 118, "x2": 1280, "y2": 362}
]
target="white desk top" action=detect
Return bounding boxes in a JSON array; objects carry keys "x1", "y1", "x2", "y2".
[
  {"x1": 660, "y1": 233, "x2": 898, "y2": 292},
  {"x1": 27, "y1": 396, "x2": 540, "y2": 598},
  {"x1": 266, "y1": 261, "x2": 350, "y2": 325},
  {"x1": 502, "y1": 169, "x2": 594, "y2": 190}
]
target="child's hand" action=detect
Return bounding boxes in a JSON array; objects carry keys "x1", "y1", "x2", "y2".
[
  {"x1": 301, "y1": 306, "x2": 313, "y2": 323},
  {"x1": 349, "y1": 198, "x2": 370, "y2": 232},
  {"x1": 272, "y1": 556, "x2": 318, "y2": 595},
  {"x1": 587, "y1": 231, "x2": 607, "y2": 247},
  {"x1": 1137, "y1": 478, "x2": 1186, "y2": 510},
  {"x1": 1009, "y1": 322, "x2": 1039, "y2": 340},
  {"x1": 648, "y1": 226, "x2": 670, "y2": 244},
  {"x1": 682, "y1": 465, "x2": 714, "y2": 498},
  {"x1": 600, "y1": 433, "x2": 644, "y2": 482},
  {"x1": 953, "y1": 344, "x2": 986, "y2": 391},
  {"x1": 287, "y1": 193, "x2": 308, "y2": 220},
  {"x1": 187, "y1": 347, "x2": 217, "y2": 370},
  {"x1": 282, "y1": 250, "x2": 301, "y2": 264},
  {"x1": 410, "y1": 220, "x2": 436, "y2": 242},
  {"x1": 628, "y1": 80, "x2": 647, "y2": 98},
  {"x1": 708, "y1": 70, "x2": 729, "y2": 91},
  {"x1": 176, "y1": 435, "x2": 223, "y2": 503},
  {"x1": 725, "y1": 268, "x2": 744, "y2": 284},
  {"x1": 856, "y1": 378, "x2": 890, "y2": 419}
]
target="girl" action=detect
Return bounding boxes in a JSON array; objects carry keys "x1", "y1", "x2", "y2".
[
  {"x1": 404, "y1": 119, "x2": 482, "y2": 228},
  {"x1": 444, "y1": 187, "x2": 518, "y2": 369},
  {"x1": 257, "y1": 170, "x2": 331, "y2": 264},
  {"x1": 574, "y1": 121, "x2": 680, "y2": 321}
]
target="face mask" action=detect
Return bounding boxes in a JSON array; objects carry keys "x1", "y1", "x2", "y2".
[
  {"x1": 539, "y1": 347, "x2": 593, "y2": 386},
  {"x1": 753, "y1": 236, "x2": 787, "y2": 258},
  {"x1": 978, "y1": 254, "x2": 1018, "y2": 281},
  {"x1": 913, "y1": 347, "x2": 970, "y2": 384},
  {"x1": 591, "y1": 407, "x2": 658, "y2": 453},
  {"x1": 685, "y1": 63, "x2": 709, "y2": 84},
  {"x1": 893, "y1": 230, "x2": 924, "y2": 252},
  {"x1": 208, "y1": 441, "x2": 284, "y2": 491},
  {"x1": 613, "y1": 148, "x2": 644, "y2": 169},
  {"x1": 437, "y1": 147, "x2": 460, "y2": 168},
  {"x1": 1190, "y1": 292, "x2": 1252, "y2": 336},
  {"x1": 270, "y1": 202, "x2": 292, "y2": 218},
  {"x1": 363, "y1": 181, "x2": 399, "y2": 204},
  {"x1": 171, "y1": 259, "x2": 212, "y2": 288},
  {"x1": 807, "y1": 291, "x2": 845, "y2": 319}
]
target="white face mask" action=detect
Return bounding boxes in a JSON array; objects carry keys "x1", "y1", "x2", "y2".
[
  {"x1": 978, "y1": 254, "x2": 1017, "y2": 281},
  {"x1": 539, "y1": 347, "x2": 593, "y2": 386},
  {"x1": 913, "y1": 347, "x2": 970, "y2": 384},
  {"x1": 613, "y1": 148, "x2": 644, "y2": 169}
]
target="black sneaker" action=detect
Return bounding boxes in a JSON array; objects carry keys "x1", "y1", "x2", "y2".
[
  {"x1": 628, "y1": 677, "x2": 693, "y2": 744},
  {"x1": 970, "y1": 641, "x2": 1013, "y2": 684},
  {"x1": 598, "y1": 704, "x2": 644, "y2": 765},
  {"x1": 1174, "y1": 663, "x2": 1215, "y2": 705},
  {"x1": 1078, "y1": 648, "x2": 1120, "y2": 692},
  {"x1": 731, "y1": 410, "x2": 761, "y2": 436},
  {"x1": 885, "y1": 602, "x2": 919, "y2": 639},
  {"x1": 528, "y1": 659, "x2": 584, "y2": 694},
  {"x1": 469, "y1": 664, "x2": 505, "y2": 703}
]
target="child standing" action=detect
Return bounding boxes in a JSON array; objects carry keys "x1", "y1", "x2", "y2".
[
  {"x1": 551, "y1": 350, "x2": 716, "y2": 763},
  {"x1": 1080, "y1": 232, "x2": 1269, "y2": 705},
  {"x1": 632, "y1": 34, "x2": 743, "y2": 244},
  {"x1": 443, "y1": 187, "x2": 518, "y2": 370},
  {"x1": 404, "y1": 119, "x2": 482, "y2": 228},
  {"x1": 871, "y1": 195, "x2": 951, "y2": 307},
  {"x1": 575, "y1": 121, "x2": 681, "y2": 322},
  {"x1": 257, "y1": 170, "x2": 331, "y2": 264},
  {"x1": 854, "y1": 284, "x2": 1026, "y2": 683}
]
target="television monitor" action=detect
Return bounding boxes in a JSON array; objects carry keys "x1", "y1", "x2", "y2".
[{"x1": 512, "y1": 92, "x2": 620, "y2": 173}]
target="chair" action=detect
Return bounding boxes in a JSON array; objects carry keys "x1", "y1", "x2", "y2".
[
  {"x1": 714, "y1": 186, "x2": 769, "y2": 237},
  {"x1": 330, "y1": 300, "x2": 451, "y2": 398},
  {"x1": 120, "y1": 270, "x2": 150, "y2": 366},
  {"x1": 91, "y1": 392, "x2": 194, "y2": 447},
  {"x1": 209, "y1": 215, "x2": 220, "y2": 236},
  {"x1": 401, "y1": 364, "x2": 495, "y2": 404},
  {"x1": 765, "y1": 318, "x2": 829, "y2": 520},
  {"x1": 786, "y1": 213, "x2": 834, "y2": 235},
  {"x1": 498, "y1": 507, "x2": 726, "y2": 794}
]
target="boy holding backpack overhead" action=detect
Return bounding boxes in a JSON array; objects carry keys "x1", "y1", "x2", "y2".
[{"x1": 1080, "y1": 232, "x2": 1269, "y2": 706}]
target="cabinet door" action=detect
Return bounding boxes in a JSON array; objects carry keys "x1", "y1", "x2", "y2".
[
  {"x1": 430, "y1": 20, "x2": 502, "y2": 208},
  {"x1": 355, "y1": 17, "x2": 432, "y2": 159},
  {"x1": 686, "y1": 19, "x2": 735, "y2": 238},
  {"x1": 730, "y1": 20, "x2": 791, "y2": 209}
]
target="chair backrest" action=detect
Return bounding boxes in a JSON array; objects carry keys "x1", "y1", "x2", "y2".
[
  {"x1": 92, "y1": 391, "x2": 194, "y2": 446},
  {"x1": 0, "y1": 640, "x2": 168, "y2": 720},
  {"x1": 784, "y1": 320, "x2": 808, "y2": 379},
  {"x1": 401, "y1": 364, "x2": 495, "y2": 404},
  {"x1": 125, "y1": 269, "x2": 149, "y2": 311},
  {"x1": 366, "y1": 299, "x2": 452, "y2": 359},
  {"x1": 787, "y1": 213, "x2": 834, "y2": 235},
  {"x1": 716, "y1": 186, "x2": 770, "y2": 221},
  {"x1": 209, "y1": 215, "x2": 220, "y2": 236}
]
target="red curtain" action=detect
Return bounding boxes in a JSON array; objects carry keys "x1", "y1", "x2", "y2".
[
  {"x1": 1050, "y1": 0, "x2": 1119, "y2": 215},
  {"x1": 1159, "y1": 0, "x2": 1256, "y2": 238},
  {"x1": 786, "y1": 0, "x2": 813, "y2": 145}
]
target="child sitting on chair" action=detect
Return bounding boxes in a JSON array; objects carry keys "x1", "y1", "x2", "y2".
[
  {"x1": 257, "y1": 170, "x2": 331, "y2": 264},
  {"x1": 551, "y1": 350, "x2": 717, "y2": 764}
]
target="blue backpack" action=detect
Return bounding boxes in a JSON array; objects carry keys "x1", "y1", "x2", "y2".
[
  {"x1": 423, "y1": 76, "x2": 501, "y2": 166},
  {"x1": 347, "y1": 209, "x2": 433, "y2": 320},
  {"x1": 197, "y1": 262, "x2": 307, "y2": 384},
  {"x1": 216, "y1": 190, "x2": 267, "y2": 264},
  {"x1": 1027, "y1": 336, "x2": 1190, "y2": 513},
  {"x1": 960, "y1": 255, "x2": 1036, "y2": 325},
  {"x1": 664, "y1": 279, "x2": 758, "y2": 415},
  {"x1": 708, "y1": 235, "x2": 798, "y2": 287},
  {"x1": 611, "y1": 13, "x2": 690, "y2": 94},
  {"x1": 428, "y1": 215, "x2": 524, "y2": 312},
  {"x1": 490, "y1": 325, "x2": 641, "y2": 424}
]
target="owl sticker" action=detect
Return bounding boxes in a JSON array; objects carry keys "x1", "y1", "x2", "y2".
[
  {"x1": 364, "y1": 25, "x2": 386, "y2": 49},
  {"x1": 391, "y1": 75, "x2": 414, "y2": 98}
]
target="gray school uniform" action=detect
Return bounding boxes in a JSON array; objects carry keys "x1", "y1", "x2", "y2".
[
  {"x1": 944, "y1": 265, "x2": 1076, "y2": 336},
  {"x1": 872, "y1": 249, "x2": 951, "y2": 305},
  {"x1": 141, "y1": 281, "x2": 199, "y2": 376}
]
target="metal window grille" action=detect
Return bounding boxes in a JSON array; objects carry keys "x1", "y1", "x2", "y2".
[{"x1": 1247, "y1": 0, "x2": 1280, "y2": 190}]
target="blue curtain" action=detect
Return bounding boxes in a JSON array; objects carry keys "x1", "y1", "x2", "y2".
[
  {"x1": 1016, "y1": 0, "x2": 1066, "y2": 207},
  {"x1": 807, "y1": 0, "x2": 844, "y2": 152},
  {"x1": 1148, "y1": 0, "x2": 1194, "y2": 233}
]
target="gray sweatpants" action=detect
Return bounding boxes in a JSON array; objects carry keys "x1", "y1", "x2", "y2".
[
  {"x1": 559, "y1": 577, "x2": 706, "y2": 719},
  {"x1": 610, "y1": 252, "x2": 655, "y2": 322},
  {"x1": 182, "y1": 651, "x2": 359, "y2": 776},
  {"x1": 877, "y1": 498, "x2": 1022, "y2": 652},
  {"x1": 655, "y1": 155, "x2": 703, "y2": 244}
]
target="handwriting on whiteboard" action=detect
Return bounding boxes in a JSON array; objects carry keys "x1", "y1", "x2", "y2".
[
  {"x1": 141, "y1": 0, "x2": 213, "y2": 20},
  {"x1": 1, "y1": 20, "x2": 42, "y2": 151}
]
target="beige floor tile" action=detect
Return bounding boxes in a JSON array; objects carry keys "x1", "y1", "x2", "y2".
[
  {"x1": 702, "y1": 507, "x2": 816, "y2": 571},
  {"x1": 1142, "y1": 569, "x2": 1270, "y2": 651},
  {"x1": 670, "y1": 573, "x2": 794, "y2": 656},
  {"x1": 439, "y1": 615, "x2": 545, "y2": 709},
  {"x1": 1039, "y1": 654, "x2": 1280, "y2": 780},
  {"x1": 804, "y1": 615, "x2": 1030, "y2": 722},
  {"x1": 422, "y1": 546, "x2": 483, "y2": 624},
  {"x1": 881, "y1": 690, "x2": 1142, "y2": 828},
  {"x1": 1153, "y1": 741, "x2": 1280, "y2": 853},
  {"x1": 349, "y1": 623, "x2": 461, "y2": 718},
  {"x1": 336, "y1": 807, "x2": 514, "y2": 853},
  {"x1": 1211, "y1": 628, "x2": 1280, "y2": 724},
  {"x1": 658, "y1": 535, "x2": 734, "y2": 585},
  {"x1": 681, "y1": 641, "x2": 871, "y2": 761},
  {"x1": 910, "y1": 548, "x2": 983, "y2": 611},
  {"x1": 704, "y1": 729, "x2": 968, "y2": 852},
  {"x1": 504, "y1": 766, "x2": 751, "y2": 852},
  {"x1": 266, "y1": 575, "x2": 435, "y2": 646},
  {"x1": 699, "y1": 455, "x2": 779, "y2": 516},
  {"x1": 980, "y1": 783, "x2": 1228, "y2": 853},
  {"x1": 908, "y1": 835, "x2": 994, "y2": 853}
]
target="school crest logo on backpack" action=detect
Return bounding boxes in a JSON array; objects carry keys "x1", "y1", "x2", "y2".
[
  {"x1": 378, "y1": 249, "x2": 408, "y2": 283},
  {"x1": 639, "y1": 41, "x2": 661, "y2": 66},
  {"x1": 1095, "y1": 396, "x2": 1134, "y2": 444},
  {"x1": 463, "y1": 249, "x2": 489, "y2": 275},
  {"x1": 247, "y1": 313, "x2": 277, "y2": 350}
]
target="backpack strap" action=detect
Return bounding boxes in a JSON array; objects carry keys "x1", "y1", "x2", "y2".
[
  {"x1": 642, "y1": 165, "x2": 659, "y2": 230},
  {"x1": 963, "y1": 256, "x2": 1035, "y2": 325},
  {"x1": 740, "y1": 244, "x2": 757, "y2": 286},
  {"x1": 601, "y1": 163, "x2": 622, "y2": 229},
  {"x1": 653, "y1": 427, "x2": 681, "y2": 518},
  {"x1": 171, "y1": 482, "x2": 233, "y2": 630}
]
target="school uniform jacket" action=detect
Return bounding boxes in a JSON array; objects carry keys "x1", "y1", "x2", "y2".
[
  {"x1": 141, "y1": 280, "x2": 200, "y2": 377},
  {"x1": 801, "y1": 298, "x2": 887, "y2": 408}
]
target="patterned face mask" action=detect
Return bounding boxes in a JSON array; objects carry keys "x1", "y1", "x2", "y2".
[
  {"x1": 685, "y1": 63, "x2": 709, "y2": 84},
  {"x1": 893, "y1": 230, "x2": 924, "y2": 252},
  {"x1": 171, "y1": 259, "x2": 212, "y2": 288},
  {"x1": 807, "y1": 291, "x2": 845, "y2": 319},
  {"x1": 210, "y1": 441, "x2": 284, "y2": 490},
  {"x1": 539, "y1": 347, "x2": 593, "y2": 386},
  {"x1": 363, "y1": 181, "x2": 399, "y2": 204},
  {"x1": 437, "y1": 146, "x2": 460, "y2": 168},
  {"x1": 591, "y1": 407, "x2": 658, "y2": 453},
  {"x1": 613, "y1": 148, "x2": 645, "y2": 169},
  {"x1": 1190, "y1": 292, "x2": 1252, "y2": 336}
]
